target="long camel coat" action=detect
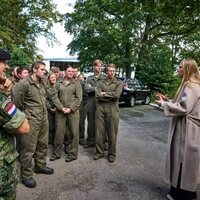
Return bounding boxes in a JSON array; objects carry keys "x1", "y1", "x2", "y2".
[{"x1": 163, "y1": 82, "x2": 200, "y2": 191}]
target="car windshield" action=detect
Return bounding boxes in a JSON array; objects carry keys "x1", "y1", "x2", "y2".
[
  {"x1": 126, "y1": 79, "x2": 140, "y2": 88},
  {"x1": 117, "y1": 77, "x2": 148, "y2": 90}
]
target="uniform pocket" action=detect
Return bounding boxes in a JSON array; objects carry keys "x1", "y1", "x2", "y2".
[{"x1": 4, "y1": 151, "x2": 18, "y2": 164}]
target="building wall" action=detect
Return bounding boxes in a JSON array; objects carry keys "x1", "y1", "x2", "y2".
[{"x1": 50, "y1": 61, "x2": 79, "y2": 71}]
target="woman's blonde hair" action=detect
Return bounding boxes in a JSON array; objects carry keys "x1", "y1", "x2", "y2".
[
  {"x1": 48, "y1": 71, "x2": 56, "y2": 79},
  {"x1": 175, "y1": 58, "x2": 200, "y2": 100}
]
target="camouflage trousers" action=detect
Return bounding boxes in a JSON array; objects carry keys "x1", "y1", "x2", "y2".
[
  {"x1": 0, "y1": 160, "x2": 18, "y2": 200},
  {"x1": 0, "y1": 190, "x2": 16, "y2": 200}
]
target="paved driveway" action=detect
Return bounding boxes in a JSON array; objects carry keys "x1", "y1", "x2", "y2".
[{"x1": 16, "y1": 105, "x2": 200, "y2": 200}]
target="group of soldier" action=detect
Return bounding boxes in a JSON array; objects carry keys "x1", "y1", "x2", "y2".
[
  {"x1": 0, "y1": 48, "x2": 122, "y2": 199},
  {"x1": 46, "y1": 60, "x2": 123, "y2": 165}
]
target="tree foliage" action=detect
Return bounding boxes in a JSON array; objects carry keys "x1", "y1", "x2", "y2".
[
  {"x1": 8, "y1": 45, "x2": 31, "y2": 67},
  {"x1": 0, "y1": 0, "x2": 60, "y2": 63},
  {"x1": 64, "y1": 0, "x2": 200, "y2": 94}
]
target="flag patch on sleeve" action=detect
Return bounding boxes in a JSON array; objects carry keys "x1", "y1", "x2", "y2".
[{"x1": 5, "y1": 102, "x2": 17, "y2": 117}]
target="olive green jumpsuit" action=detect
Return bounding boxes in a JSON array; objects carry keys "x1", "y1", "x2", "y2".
[
  {"x1": 79, "y1": 80, "x2": 87, "y2": 143},
  {"x1": 85, "y1": 74, "x2": 105, "y2": 146},
  {"x1": 12, "y1": 77, "x2": 49, "y2": 181},
  {"x1": 52, "y1": 79, "x2": 82, "y2": 159},
  {"x1": 46, "y1": 83, "x2": 56, "y2": 146},
  {"x1": 95, "y1": 78, "x2": 122, "y2": 157}
]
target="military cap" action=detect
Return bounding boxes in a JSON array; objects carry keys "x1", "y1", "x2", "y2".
[{"x1": 0, "y1": 49, "x2": 11, "y2": 60}]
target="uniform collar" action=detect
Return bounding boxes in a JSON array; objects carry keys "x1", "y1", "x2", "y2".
[
  {"x1": 28, "y1": 76, "x2": 43, "y2": 85},
  {"x1": 92, "y1": 74, "x2": 104, "y2": 80},
  {"x1": 60, "y1": 78, "x2": 76, "y2": 84},
  {"x1": 106, "y1": 77, "x2": 117, "y2": 82}
]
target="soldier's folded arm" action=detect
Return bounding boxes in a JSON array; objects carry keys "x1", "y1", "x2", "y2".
[
  {"x1": 85, "y1": 79, "x2": 96, "y2": 93},
  {"x1": 102, "y1": 83, "x2": 123, "y2": 99},
  {"x1": 102, "y1": 91, "x2": 121, "y2": 99},
  {"x1": 2, "y1": 107, "x2": 30, "y2": 134}
]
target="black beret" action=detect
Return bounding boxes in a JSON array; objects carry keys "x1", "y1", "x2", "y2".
[{"x1": 0, "y1": 49, "x2": 11, "y2": 60}]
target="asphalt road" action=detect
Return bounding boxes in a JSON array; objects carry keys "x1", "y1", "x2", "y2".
[{"x1": 16, "y1": 105, "x2": 200, "y2": 200}]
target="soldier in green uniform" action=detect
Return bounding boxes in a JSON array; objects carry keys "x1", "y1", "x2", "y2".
[
  {"x1": 51, "y1": 67, "x2": 60, "y2": 81},
  {"x1": 84, "y1": 59, "x2": 105, "y2": 148},
  {"x1": 0, "y1": 49, "x2": 30, "y2": 199},
  {"x1": 16, "y1": 66, "x2": 29, "y2": 79},
  {"x1": 46, "y1": 72, "x2": 57, "y2": 146},
  {"x1": 63, "y1": 66, "x2": 79, "y2": 153},
  {"x1": 94, "y1": 63, "x2": 122, "y2": 162},
  {"x1": 12, "y1": 61, "x2": 54, "y2": 188},
  {"x1": 50, "y1": 65, "x2": 82, "y2": 162},
  {"x1": 78, "y1": 73, "x2": 87, "y2": 145}
]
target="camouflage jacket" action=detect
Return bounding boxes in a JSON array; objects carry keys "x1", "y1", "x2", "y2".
[{"x1": 0, "y1": 91, "x2": 26, "y2": 195}]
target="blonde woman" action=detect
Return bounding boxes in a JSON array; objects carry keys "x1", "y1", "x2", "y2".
[
  {"x1": 156, "y1": 58, "x2": 200, "y2": 200},
  {"x1": 46, "y1": 72, "x2": 57, "y2": 146}
]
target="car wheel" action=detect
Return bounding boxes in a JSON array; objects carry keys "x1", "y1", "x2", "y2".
[
  {"x1": 143, "y1": 95, "x2": 151, "y2": 105},
  {"x1": 128, "y1": 96, "x2": 135, "y2": 107}
]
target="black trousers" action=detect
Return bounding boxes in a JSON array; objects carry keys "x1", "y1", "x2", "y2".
[{"x1": 169, "y1": 164, "x2": 197, "y2": 200}]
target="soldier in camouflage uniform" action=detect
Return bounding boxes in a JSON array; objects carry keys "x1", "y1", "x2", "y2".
[
  {"x1": 84, "y1": 60, "x2": 105, "y2": 148},
  {"x1": 0, "y1": 49, "x2": 30, "y2": 200},
  {"x1": 94, "y1": 63, "x2": 122, "y2": 162},
  {"x1": 12, "y1": 61, "x2": 54, "y2": 188}
]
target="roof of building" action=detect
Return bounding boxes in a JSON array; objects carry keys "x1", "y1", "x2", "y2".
[{"x1": 43, "y1": 57, "x2": 79, "y2": 62}]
